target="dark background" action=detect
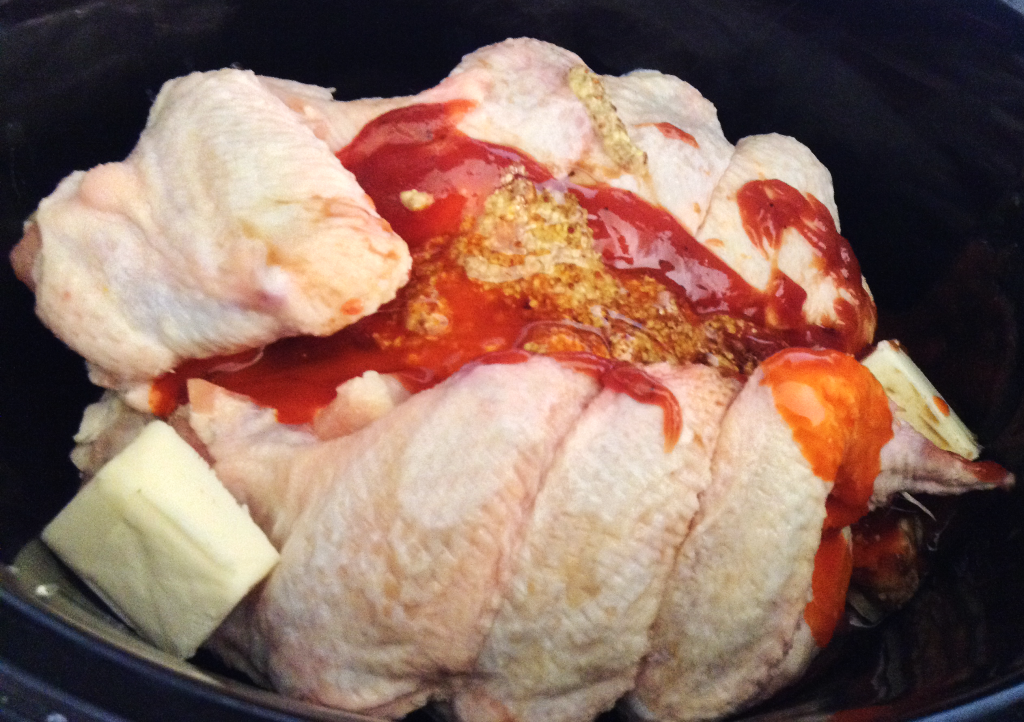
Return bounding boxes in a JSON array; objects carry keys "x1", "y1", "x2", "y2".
[{"x1": 2, "y1": 0, "x2": 1024, "y2": 720}]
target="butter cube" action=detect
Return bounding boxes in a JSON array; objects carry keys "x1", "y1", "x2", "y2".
[{"x1": 42, "y1": 420, "x2": 280, "y2": 658}]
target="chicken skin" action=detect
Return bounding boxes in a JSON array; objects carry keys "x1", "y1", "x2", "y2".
[
  {"x1": 14, "y1": 38, "x2": 873, "y2": 402},
  {"x1": 11, "y1": 69, "x2": 410, "y2": 396},
  {"x1": 14, "y1": 37, "x2": 1015, "y2": 722},
  {"x1": 176, "y1": 351, "x2": 1006, "y2": 722}
]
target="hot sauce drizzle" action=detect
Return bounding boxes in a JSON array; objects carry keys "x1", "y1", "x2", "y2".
[
  {"x1": 476, "y1": 349, "x2": 682, "y2": 451},
  {"x1": 640, "y1": 122, "x2": 700, "y2": 148},
  {"x1": 552, "y1": 352, "x2": 682, "y2": 452},
  {"x1": 760, "y1": 348, "x2": 894, "y2": 646},
  {"x1": 601, "y1": 363, "x2": 682, "y2": 452},
  {"x1": 737, "y1": 179, "x2": 875, "y2": 353},
  {"x1": 152, "y1": 102, "x2": 873, "y2": 426}
]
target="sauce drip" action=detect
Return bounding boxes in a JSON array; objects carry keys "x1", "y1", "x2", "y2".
[
  {"x1": 640, "y1": 122, "x2": 700, "y2": 148},
  {"x1": 737, "y1": 180, "x2": 875, "y2": 353},
  {"x1": 971, "y1": 459, "x2": 1014, "y2": 485},
  {"x1": 476, "y1": 349, "x2": 682, "y2": 451},
  {"x1": 760, "y1": 348, "x2": 894, "y2": 646},
  {"x1": 152, "y1": 101, "x2": 870, "y2": 429},
  {"x1": 807, "y1": 527, "x2": 854, "y2": 648},
  {"x1": 151, "y1": 272, "x2": 528, "y2": 422},
  {"x1": 553, "y1": 352, "x2": 682, "y2": 451},
  {"x1": 571, "y1": 183, "x2": 764, "y2": 318}
]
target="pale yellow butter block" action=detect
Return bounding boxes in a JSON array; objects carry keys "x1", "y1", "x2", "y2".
[{"x1": 42, "y1": 420, "x2": 280, "y2": 658}]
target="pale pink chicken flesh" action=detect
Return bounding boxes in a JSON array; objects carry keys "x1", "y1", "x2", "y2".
[
  {"x1": 177, "y1": 354, "x2": 1006, "y2": 722},
  {"x1": 13, "y1": 36, "x2": 1016, "y2": 722},
  {"x1": 13, "y1": 37, "x2": 876, "y2": 404}
]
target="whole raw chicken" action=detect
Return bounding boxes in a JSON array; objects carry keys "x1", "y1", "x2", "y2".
[{"x1": 12, "y1": 38, "x2": 1012, "y2": 722}]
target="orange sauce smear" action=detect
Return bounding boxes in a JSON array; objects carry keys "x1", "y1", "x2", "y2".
[
  {"x1": 807, "y1": 528, "x2": 854, "y2": 648},
  {"x1": 760, "y1": 348, "x2": 894, "y2": 646}
]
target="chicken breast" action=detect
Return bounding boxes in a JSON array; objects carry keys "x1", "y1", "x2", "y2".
[
  {"x1": 148, "y1": 349, "x2": 1007, "y2": 722},
  {"x1": 14, "y1": 38, "x2": 875, "y2": 405},
  {"x1": 453, "y1": 363, "x2": 739, "y2": 722},
  {"x1": 11, "y1": 69, "x2": 410, "y2": 393},
  {"x1": 193, "y1": 355, "x2": 601, "y2": 714}
]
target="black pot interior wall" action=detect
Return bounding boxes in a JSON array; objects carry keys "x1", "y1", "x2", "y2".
[{"x1": 2, "y1": 0, "x2": 1024, "y2": 719}]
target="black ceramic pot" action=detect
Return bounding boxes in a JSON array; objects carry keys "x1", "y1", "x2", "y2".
[{"x1": 3, "y1": 1, "x2": 1024, "y2": 720}]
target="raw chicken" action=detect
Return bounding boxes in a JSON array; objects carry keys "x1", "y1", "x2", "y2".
[
  {"x1": 14, "y1": 38, "x2": 874, "y2": 403},
  {"x1": 11, "y1": 69, "x2": 411, "y2": 394},
  {"x1": 452, "y1": 362, "x2": 739, "y2": 722},
  {"x1": 175, "y1": 351, "x2": 1006, "y2": 722},
  {"x1": 15, "y1": 36, "x2": 1014, "y2": 722},
  {"x1": 325, "y1": 39, "x2": 874, "y2": 351},
  {"x1": 325, "y1": 38, "x2": 735, "y2": 239}
]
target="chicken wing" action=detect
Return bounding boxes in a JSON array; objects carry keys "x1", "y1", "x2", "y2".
[{"x1": 11, "y1": 69, "x2": 410, "y2": 395}]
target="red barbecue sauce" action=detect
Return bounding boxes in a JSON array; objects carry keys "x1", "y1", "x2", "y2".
[
  {"x1": 760, "y1": 348, "x2": 894, "y2": 647},
  {"x1": 474, "y1": 348, "x2": 682, "y2": 452},
  {"x1": 144, "y1": 101, "x2": 892, "y2": 651},
  {"x1": 151, "y1": 101, "x2": 871, "y2": 425},
  {"x1": 971, "y1": 459, "x2": 1014, "y2": 485},
  {"x1": 642, "y1": 122, "x2": 700, "y2": 148}
]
